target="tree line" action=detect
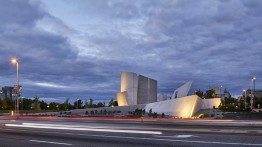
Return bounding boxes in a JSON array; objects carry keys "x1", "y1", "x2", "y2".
[{"x1": 0, "y1": 97, "x2": 118, "y2": 111}]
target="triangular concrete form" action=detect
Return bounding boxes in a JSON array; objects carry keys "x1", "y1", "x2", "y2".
[{"x1": 171, "y1": 81, "x2": 193, "y2": 99}]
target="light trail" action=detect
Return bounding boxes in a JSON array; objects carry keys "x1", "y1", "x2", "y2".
[
  {"x1": 5, "y1": 123, "x2": 162, "y2": 135},
  {"x1": 29, "y1": 140, "x2": 72, "y2": 146}
]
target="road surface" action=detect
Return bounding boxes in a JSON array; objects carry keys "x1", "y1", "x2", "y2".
[{"x1": 0, "y1": 117, "x2": 262, "y2": 147}]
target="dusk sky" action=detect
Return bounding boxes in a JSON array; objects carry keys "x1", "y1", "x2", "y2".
[{"x1": 0, "y1": 0, "x2": 261, "y2": 103}]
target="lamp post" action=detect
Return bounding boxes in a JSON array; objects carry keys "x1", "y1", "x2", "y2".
[
  {"x1": 251, "y1": 76, "x2": 256, "y2": 109},
  {"x1": 219, "y1": 85, "x2": 224, "y2": 106},
  {"x1": 11, "y1": 58, "x2": 19, "y2": 115},
  {"x1": 243, "y1": 89, "x2": 246, "y2": 110},
  {"x1": 220, "y1": 85, "x2": 223, "y2": 98}
]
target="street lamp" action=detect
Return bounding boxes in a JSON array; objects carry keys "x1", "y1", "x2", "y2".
[
  {"x1": 252, "y1": 77, "x2": 256, "y2": 91},
  {"x1": 243, "y1": 89, "x2": 246, "y2": 110},
  {"x1": 220, "y1": 85, "x2": 223, "y2": 98},
  {"x1": 251, "y1": 76, "x2": 256, "y2": 109},
  {"x1": 11, "y1": 58, "x2": 19, "y2": 115}
]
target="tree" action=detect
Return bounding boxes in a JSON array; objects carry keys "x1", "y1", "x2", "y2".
[
  {"x1": 254, "y1": 97, "x2": 262, "y2": 108},
  {"x1": 148, "y1": 109, "x2": 152, "y2": 117},
  {"x1": 39, "y1": 100, "x2": 48, "y2": 110},
  {"x1": 153, "y1": 112, "x2": 158, "y2": 118},
  {"x1": 195, "y1": 89, "x2": 204, "y2": 98},
  {"x1": 84, "y1": 100, "x2": 89, "y2": 108},
  {"x1": 246, "y1": 96, "x2": 251, "y2": 105},
  {"x1": 204, "y1": 89, "x2": 215, "y2": 99},
  {"x1": 61, "y1": 98, "x2": 71, "y2": 110},
  {"x1": 86, "y1": 98, "x2": 94, "y2": 108},
  {"x1": 224, "y1": 97, "x2": 236, "y2": 105},
  {"x1": 97, "y1": 102, "x2": 105, "y2": 107},
  {"x1": 22, "y1": 98, "x2": 33, "y2": 110},
  {"x1": 2, "y1": 97, "x2": 13, "y2": 110},
  {"x1": 108, "y1": 98, "x2": 118, "y2": 107},
  {"x1": 108, "y1": 98, "x2": 114, "y2": 107},
  {"x1": 74, "y1": 99, "x2": 83, "y2": 109},
  {"x1": 33, "y1": 97, "x2": 41, "y2": 111},
  {"x1": 113, "y1": 101, "x2": 118, "y2": 106},
  {"x1": 0, "y1": 99, "x2": 3, "y2": 109},
  {"x1": 49, "y1": 102, "x2": 59, "y2": 110}
]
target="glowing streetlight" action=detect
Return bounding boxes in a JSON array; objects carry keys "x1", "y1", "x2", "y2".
[
  {"x1": 11, "y1": 58, "x2": 19, "y2": 115},
  {"x1": 219, "y1": 85, "x2": 224, "y2": 106},
  {"x1": 252, "y1": 77, "x2": 256, "y2": 91},
  {"x1": 251, "y1": 76, "x2": 256, "y2": 109},
  {"x1": 220, "y1": 85, "x2": 223, "y2": 98}
]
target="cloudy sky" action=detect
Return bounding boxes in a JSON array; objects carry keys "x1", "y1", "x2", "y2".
[{"x1": 0, "y1": 0, "x2": 261, "y2": 103}]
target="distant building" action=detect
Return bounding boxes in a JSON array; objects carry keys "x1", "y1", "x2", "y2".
[
  {"x1": 210, "y1": 86, "x2": 222, "y2": 98},
  {"x1": 1, "y1": 86, "x2": 15, "y2": 100},
  {"x1": 245, "y1": 89, "x2": 262, "y2": 98},
  {"x1": 209, "y1": 86, "x2": 231, "y2": 98},
  {"x1": 223, "y1": 89, "x2": 231, "y2": 98},
  {"x1": 0, "y1": 85, "x2": 22, "y2": 100},
  {"x1": 117, "y1": 72, "x2": 157, "y2": 106}
]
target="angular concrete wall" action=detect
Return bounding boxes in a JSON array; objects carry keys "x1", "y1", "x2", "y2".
[
  {"x1": 120, "y1": 72, "x2": 138, "y2": 105},
  {"x1": 116, "y1": 91, "x2": 128, "y2": 106},
  {"x1": 171, "y1": 81, "x2": 193, "y2": 99},
  {"x1": 137, "y1": 75, "x2": 157, "y2": 104},
  {"x1": 145, "y1": 95, "x2": 221, "y2": 118},
  {"x1": 117, "y1": 71, "x2": 157, "y2": 106},
  {"x1": 201, "y1": 98, "x2": 221, "y2": 109}
]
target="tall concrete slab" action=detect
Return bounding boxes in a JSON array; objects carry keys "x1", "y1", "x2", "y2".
[
  {"x1": 171, "y1": 81, "x2": 193, "y2": 99},
  {"x1": 117, "y1": 71, "x2": 157, "y2": 106}
]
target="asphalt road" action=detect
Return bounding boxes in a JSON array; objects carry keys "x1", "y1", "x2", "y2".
[{"x1": 0, "y1": 118, "x2": 262, "y2": 147}]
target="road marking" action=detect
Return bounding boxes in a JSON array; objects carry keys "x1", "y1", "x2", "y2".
[
  {"x1": 5, "y1": 123, "x2": 162, "y2": 135},
  {"x1": 3, "y1": 127, "x2": 262, "y2": 146},
  {"x1": 29, "y1": 140, "x2": 72, "y2": 146}
]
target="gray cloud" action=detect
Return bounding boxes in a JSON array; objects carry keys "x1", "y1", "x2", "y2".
[{"x1": 0, "y1": 0, "x2": 261, "y2": 102}]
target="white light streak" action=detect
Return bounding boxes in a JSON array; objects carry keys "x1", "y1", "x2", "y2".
[
  {"x1": 29, "y1": 140, "x2": 72, "y2": 146},
  {"x1": 5, "y1": 123, "x2": 162, "y2": 135},
  {"x1": 155, "y1": 135, "x2": 198, "y2": 138}
]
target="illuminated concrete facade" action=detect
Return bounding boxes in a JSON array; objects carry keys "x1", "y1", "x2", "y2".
[
  {"x1": 145, "y1": 95, "x2": 221, "y2": 118},
  {"x1": 145, "y1": 81, "x2": 221, "y2": 118},
  {"x1": 117, "y1": 72, "x2": 157, "y2": 106},
  {"x1": 116, "y1": 73, "x2": 221, "y2": 118},
  {"x1": 116, "y1": 91, "x2": 128, "y2": 106}
]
